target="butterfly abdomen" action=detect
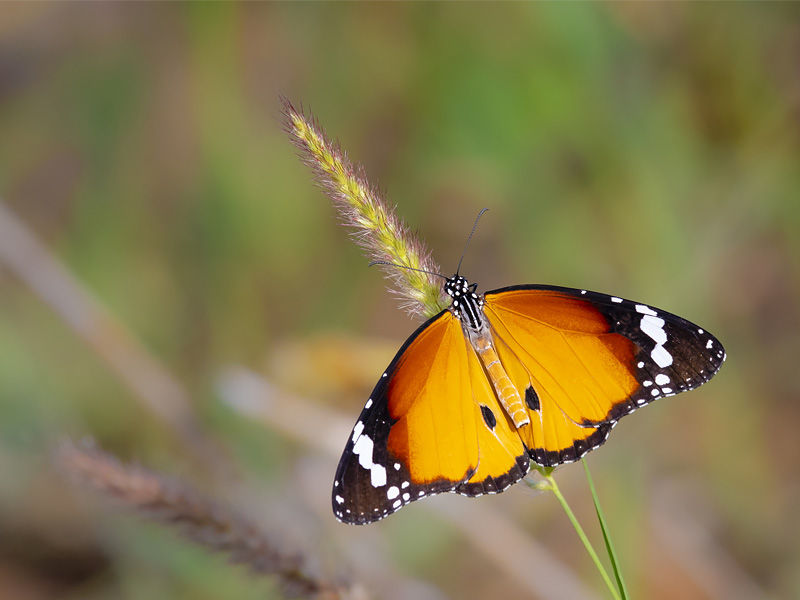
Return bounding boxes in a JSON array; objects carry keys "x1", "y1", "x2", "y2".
[{"x1": 467, "y1": 324, "x2": 530, "y2": 428}]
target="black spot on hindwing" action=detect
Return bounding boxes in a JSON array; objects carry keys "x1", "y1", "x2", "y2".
[
  {"x1": 525, "y1": 385, "x2": 540, "y2": 411},
  {"x1": 480, "y1": 404, "x2": 496, "y2": 430}
]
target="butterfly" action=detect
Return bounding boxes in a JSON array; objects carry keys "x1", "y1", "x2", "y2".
[{"x1": 333, "y1": 264, "x2": 725, "y2": 525}]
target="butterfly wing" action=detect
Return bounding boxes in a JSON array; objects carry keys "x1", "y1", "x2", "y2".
[
  {"x1": 483, "y1": 285, "x2": 725, "y2": 467},
  {"x1": 333, "y1": 310, "x2": 529, "y2": 524}
]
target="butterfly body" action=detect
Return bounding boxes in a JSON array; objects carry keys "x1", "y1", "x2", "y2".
[
  {"x1": 446, "y1": 275, "x2": 531, "y2": 428},
  {"x1": 333, "y1": 274, "x2": 725, "y2": 524}
]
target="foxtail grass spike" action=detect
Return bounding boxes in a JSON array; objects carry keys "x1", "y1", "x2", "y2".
[{"x1": 281, "y1": 97, "x2": 448, "y2": 319}]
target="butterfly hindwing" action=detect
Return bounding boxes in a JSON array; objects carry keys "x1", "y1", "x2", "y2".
[
  {"x1": 451, "y1": 328, "x2": 530, "y2": 496},
  {"x1": 333, "y1": 310, "x2": 529, "y2": 524},
  {"x1": 483, "y1": 285, "x2": 725, "y2": 467}
]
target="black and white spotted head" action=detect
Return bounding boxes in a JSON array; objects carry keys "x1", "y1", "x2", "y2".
[{"x1": 444, "y1": 274, "x2": 484, "y2": 330}]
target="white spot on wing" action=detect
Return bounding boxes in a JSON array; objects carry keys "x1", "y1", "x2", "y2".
[
  {"x1": 371, "y1": 464, "x2": 387, "y2": 487},
  {"x1": 655, "y1": 373, "x2": 670, "y2": 386},
  {"x1": 639, "y1": 313, "x2": 672, "y2": 367},
  {"x1": 364, "y1": 399, "x2": 373, "y2": 409},
  {"x1": 611, "y1": 296, "x2": 623, "y2": 303},
  {"x1": 353, "y1": 435, "x2": 374, "y2": 470},
  {"x1": 351, "y1": 421, "x2": 364, "y2": 443},
  {"x1": 641, "y1": 315, "x2": 667, "y2": 345},
  {"x1": 352, "y1": 432, "x2": 388, "y2": 488},
  {"x1": 706, "y1": 339, "x2": 713, "y2": 349},
  {"x1": 651, "y1": 344, "x2": 673, "y2": 368},
  {"x1": 387, "y1": 486, "x2": 399, "y2": 500},
  {"x1": 635, "y1": 304, "x2": 657, "y2": 316},
  {"x1": 335, "y1": 495, "x2": 344, "y2": 504}
]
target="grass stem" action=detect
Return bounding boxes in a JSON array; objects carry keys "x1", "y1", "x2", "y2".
[{"x1": 538, "y1": 472, "x2": 622, "y2": 600}]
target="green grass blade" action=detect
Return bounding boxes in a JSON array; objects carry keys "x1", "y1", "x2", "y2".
[
  {"x1": 583, "y1": 459, "x2": 629, "y2": 600},
  {"x1": 536, "y1": 474, "x2": 622, "y2": 600}
]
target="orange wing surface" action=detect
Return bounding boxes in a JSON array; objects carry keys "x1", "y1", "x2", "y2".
[
  {"x1": 483, "y1": 285, "x2": 725, "y2": 467},
  {"x1": 333, "y1": 310, "x2": 529, "y2": 524}
]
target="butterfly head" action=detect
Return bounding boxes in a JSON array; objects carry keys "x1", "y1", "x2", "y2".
[
  {"x1": 444, "y1": 275, "x2": 484, "y2": 328},
  {"x1": 444, "y1": 275, "x2": 469, "y2": 297}
]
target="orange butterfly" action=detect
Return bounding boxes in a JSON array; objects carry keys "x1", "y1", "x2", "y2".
[{"x1": 333, "y1": 256, "x2": 725, "y2": 525}]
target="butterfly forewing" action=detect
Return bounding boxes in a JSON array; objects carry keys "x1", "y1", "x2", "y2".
[
  {"x1": 333, "y1": 310, "x2": 530, "y2": 524},
  {"x1": 483, "y1": 285, "x2": 725, "y2": 466},
  {"x1": 332, "y1": 312, "x2": 459, "y2": 524}
]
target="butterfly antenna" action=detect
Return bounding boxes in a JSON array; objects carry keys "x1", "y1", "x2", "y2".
[
  {"x1": 456, "y1": 207, "x2": 489, "y2": 275},
  {"x1": 368, "y1": 260, "x2": 448, "y2": 280}
]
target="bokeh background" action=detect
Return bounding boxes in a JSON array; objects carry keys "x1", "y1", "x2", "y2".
[{"x1": 1, "y1": 3, "x2": 799, "y2": 599}]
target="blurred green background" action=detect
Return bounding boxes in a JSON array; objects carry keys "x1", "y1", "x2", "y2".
[{"x1": 1, "y1": 3, "x2": 799, "y2": 599}]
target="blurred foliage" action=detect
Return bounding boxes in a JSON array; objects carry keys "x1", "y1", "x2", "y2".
[{"x1": 0, "y1": 3, "x2": 799, "y2": 599}]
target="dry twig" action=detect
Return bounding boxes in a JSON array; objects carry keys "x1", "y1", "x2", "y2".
[{"x1": 56, "y1": 439, "x2": 359, "y2": 600}]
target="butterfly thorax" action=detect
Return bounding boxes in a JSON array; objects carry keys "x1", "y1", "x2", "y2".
[{"x1": 444, "y1": 275, "x2": 485, "y2": 331}]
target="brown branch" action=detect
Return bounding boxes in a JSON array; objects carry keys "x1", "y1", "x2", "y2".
[{"x1": 55, "y1": 440, "x2": 360, "y2": 600}]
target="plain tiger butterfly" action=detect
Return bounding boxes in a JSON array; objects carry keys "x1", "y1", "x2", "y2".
[{"x1": 332, "y1": 217, "x2": 725, "y2": 524}]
